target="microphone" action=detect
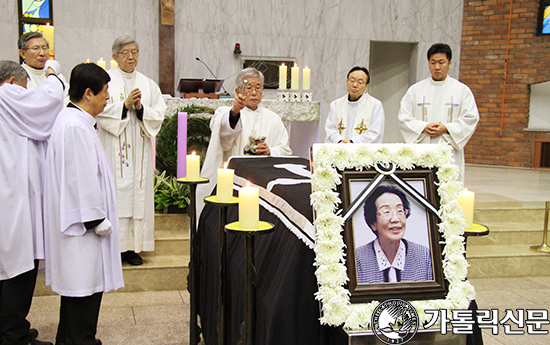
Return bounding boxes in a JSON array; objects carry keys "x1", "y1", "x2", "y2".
[{"x1": 195, "y1": 57, "x2": 229, "y2": 95}]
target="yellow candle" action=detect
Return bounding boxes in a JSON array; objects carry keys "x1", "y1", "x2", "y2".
[
  {"x1": 41, "y1": 24, "x2": 54, "y2": 59},
  {"x1": 302, "y1": 66, "x2": 310, "y2": 90},
  {"x1": 217, "y1": 162, "x2": 234, "y2": 202},
  {"x1": 278, "y1": 63, "x2": 287, "y2": 89},
  {"x1": 110, "y1": 60, "x2": 118, "y2": 69},
  {"x1": 186, "y1": 151, "x2": 200, "y2": 180},
  {"x1": 97, "y1": 58, "x2": 106, "y2": 70},
  {"x1": 291, "y1": 63, "x2": 300, "y2": 90},
  {"x1": 239, "y1": 182, "x2": 259, "y2": 229},
  {"x1": 458, "y1": 189, "x2": 475, "y2": 229}
]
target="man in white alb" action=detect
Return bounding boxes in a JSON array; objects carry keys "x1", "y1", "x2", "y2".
[
  {"x1": 0, "y1": 60, "x2": 63, "y2": 345},
  {"x1": 325, "y1": 66, "x2": 385, "y2": 144},
  {"x1": 398, "y1": 43, "x2": 479, "y2": 182},
  {"x1": 96, "y1": 36, "x2": 166, "y2": 266},
  {"x1": 198, "y1": 67, "x2": 292, "y2": 214},
  {"x1": 44, "y1": 63, "x2": 124, "y2": 345},
  {"x1": 18, "y1": 32, "x2": 69, "y2": 105}
]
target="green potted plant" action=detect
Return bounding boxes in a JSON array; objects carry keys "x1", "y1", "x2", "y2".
[{"x1": 154, "y1": 105, "x2": 215, "y2": 212}]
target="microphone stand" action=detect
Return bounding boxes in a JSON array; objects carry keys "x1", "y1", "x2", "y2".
[{"x1": 195, "y1": 57, "x2": 230, "y2": 96}]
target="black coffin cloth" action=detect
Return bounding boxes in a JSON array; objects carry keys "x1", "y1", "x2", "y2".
[{"x1": 196, "y1": 156, "x2": 345, "y2": 345}]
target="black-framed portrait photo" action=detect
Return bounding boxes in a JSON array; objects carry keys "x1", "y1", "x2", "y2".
[{"x1": 338, "y1": 167, "x2": 447, "y2": 303}]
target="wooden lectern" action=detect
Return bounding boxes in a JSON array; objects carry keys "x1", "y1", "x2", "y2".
[{"x1": 177, "y1": 78, "x2": 224, "y2": 99}]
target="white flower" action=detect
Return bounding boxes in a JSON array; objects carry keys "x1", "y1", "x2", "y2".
[
  {"x1": 311, "y1": 167, "x2": 341, "y2": 192},
  {"x1": 310, "y1": 144, "x2": 472, "y2": 330}
]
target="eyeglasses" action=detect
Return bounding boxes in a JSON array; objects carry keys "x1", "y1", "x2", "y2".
[
  {"x1": 244, "y1": 85, "x2": 263, "y2": 93},
  {"x1": 347, "y1": 78, "x2": 365, "y2": 86},
  {"x1": 24, "y1": 46, "x2": 49, "y2": 53},
  {"x1": 117, "y1": 50, "x2": 139, "y2": 58},
  {"x1": 376, "y1": 207, "x2": 408, "y2": 219}
]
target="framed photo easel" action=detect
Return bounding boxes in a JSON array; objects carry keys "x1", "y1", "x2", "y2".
[{"x1": 310, "y1": 143, "x2": 475, "y2": 330}]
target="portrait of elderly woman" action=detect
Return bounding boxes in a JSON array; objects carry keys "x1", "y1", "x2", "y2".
[{"x1": 356, "y1": 184, "x2": 433, "y2": 284}]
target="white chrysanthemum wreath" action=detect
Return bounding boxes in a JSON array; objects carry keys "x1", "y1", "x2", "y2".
[{"x1": 310, "y1": 143, "x2": 475, "y2": 331}]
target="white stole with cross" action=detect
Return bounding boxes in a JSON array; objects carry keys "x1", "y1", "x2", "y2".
[{"x1": 335, "y1": 93, "x2": 374, "y2": 139}]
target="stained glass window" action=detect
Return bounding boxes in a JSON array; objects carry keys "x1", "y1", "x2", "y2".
[
  {"x1": 543, "y1": 4, "x2": 550, "y2": 34},
  {"x1": 21, "y1": 0, "x2": 51, "y2": 19},
  {"x1": 540, "y1": 0, "x2": 550, "y2": 35}
]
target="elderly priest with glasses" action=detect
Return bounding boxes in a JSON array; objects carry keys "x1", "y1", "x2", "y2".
[
  {"x1": 96, "y1": 35, "x2": 166, "y2": 266},
  {"x1": 18, "y1": 32, "x2": 69, "y2": 105},
  {"x1": 198, "y1": 67, "x2": 292, "y2": 212}
]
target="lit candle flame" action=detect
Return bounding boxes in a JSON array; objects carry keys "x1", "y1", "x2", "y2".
[
  {"x1": 191, "y1": 151, "x2": 196, "y2": 156},
  {"x1": 223, "y1": 161, "x2": 228, "y2": 169},
  {"x1": 246, "y1": 181, "x2": 251, "y2": 187}
]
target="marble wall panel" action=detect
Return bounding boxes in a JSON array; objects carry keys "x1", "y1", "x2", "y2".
[
  {"x1": 174, "y1": 0, "x2": 465, "y2": 142},
  {"x1": 0, "y1": 0, "x2": 465, "y2": 140},
  {"x1": 0, "y1": 1, "x2": 25, "y2": 61}
]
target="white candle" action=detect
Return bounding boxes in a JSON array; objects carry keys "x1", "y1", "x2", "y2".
[
  {"x1": 110, "y1": 60, "x2": 118, "y2": 69},
  {"x1": 458, "y1": 189, "x2": 475, "y2": 229},
  {"x1": 291, "y1": 64, "x2": 299, "y2": 90},
  {"x1": 186, "y1": 151, "x2": 200, "y2": 180},
  {"x1": 97, "y1": 58, "x2": 106, "y2": 70},
  {"x1": 41, "y1": 24, "x2": 54, "y2": 59},
  {"x1": 239, "y1": 182, "x2": 259, "y2": 229},
  {"x1": 217, "y1": 162, "x2": 234, "y2": 202},
  {"x1": 302, "y1": 66, "x2": 310, "y2": 90},
  {"x1": 278, "y1": 63, "x2": 287, "y2": 90}
]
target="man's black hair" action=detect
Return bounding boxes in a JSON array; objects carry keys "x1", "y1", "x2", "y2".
[
  {"x1": 347, "y1": 66, "x2": 370, "y2": 85},
  {"x1": 69, "y1": 63, "x2": 110, "y2": 102},
  {"x1": 427, "y1": 43, "x2": 452, "y2": 61}
]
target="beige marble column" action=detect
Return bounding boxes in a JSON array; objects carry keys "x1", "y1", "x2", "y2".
[{"x1": 159, "y1": 0, "x2": 175, "y2": 95}]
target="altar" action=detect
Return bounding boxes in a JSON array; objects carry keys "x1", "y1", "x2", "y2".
[{"x1": 164, "y1": 98, "x2": 320, "y2": 158}]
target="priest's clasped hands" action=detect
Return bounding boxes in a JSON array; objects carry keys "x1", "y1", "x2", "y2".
[
  {"x1": 424, "y1": 122, "x2": 448, "y2": 137},
  {"x1": 124, "y1": 88, "x2": 142, "y2": 110}
]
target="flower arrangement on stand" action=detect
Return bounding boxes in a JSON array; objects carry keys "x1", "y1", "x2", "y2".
[{"x1": 310, "y1": 143, "x2": 475, "y2": 331}]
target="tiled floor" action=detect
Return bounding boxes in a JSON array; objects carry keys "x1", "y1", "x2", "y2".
[
  {"x1": 26, "y1": 165, "x2": 550, "y2": 344},
  {"x1": 28, "y1": 290, "x2": 191, "y2": 345}
]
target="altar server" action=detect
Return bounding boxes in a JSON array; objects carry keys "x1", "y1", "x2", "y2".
[
  {"x1": 44, "y1": 63, "x2": 124, "y2": 345},
  {"x1": 325, "y1": 66, "x2": 385, "y2": 144},
  {"x1": 398, "y1": 43, "x2": 479, "y2": 182},
  {"x1": 198, "y1": 67, "x2": 292, "y2": 214},
  {"x1": 0, "y1": 60, "x2": 63, "y2": 345},
  {"x1": 96, "y1": 36, "x2": 166, "y2": 266},
  {"x1": 18, "y1": 32, "x2": 70, "y2": 105}
]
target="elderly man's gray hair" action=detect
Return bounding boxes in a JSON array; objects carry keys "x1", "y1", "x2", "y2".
[
  {"x1": 235, "y1": 67, "x2": 264, "y2": 89},
  {"x1": 18, "y1": 32, "x2": 48, "y2": 50},
  {"x1": 112, "y1": 35, "x2": 139, "y2": 55},
  {"x1": 0, "y1": 60, "x2": 29, "y2": 85}
]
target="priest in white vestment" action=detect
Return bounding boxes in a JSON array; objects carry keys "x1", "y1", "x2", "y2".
[
  {"x1": 398, "y1": 43, "x2": 479, "y2": 182},
  {"x1": 18, "y1": 32, "x2": 70, "y2": 105},
  {"x1": 198, "y1": 67, "x2": 292, "y2": 215},
  {"x1": 44, "y1": 63, "x2": 124, "y2": 345},
  {"x1": 96, "y1": 36, "x2": 166, "y2": 265},
  {"x1": 0, "y1": 60, "x2": 63, "y2": 345},
  {"x1": 325, "y1": 66, "x2": 385, "y2": 144}
]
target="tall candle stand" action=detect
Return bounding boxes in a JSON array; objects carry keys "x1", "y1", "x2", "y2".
[
  {"x1": 225, "y1": 221, "x2": 274, "y2": 345},
  {"x1": 204, "y1": 195, "x2": 239, "y2": 345},
  {"x1": 177, "y1": 176, "x2": 209, "y2": 345}
]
